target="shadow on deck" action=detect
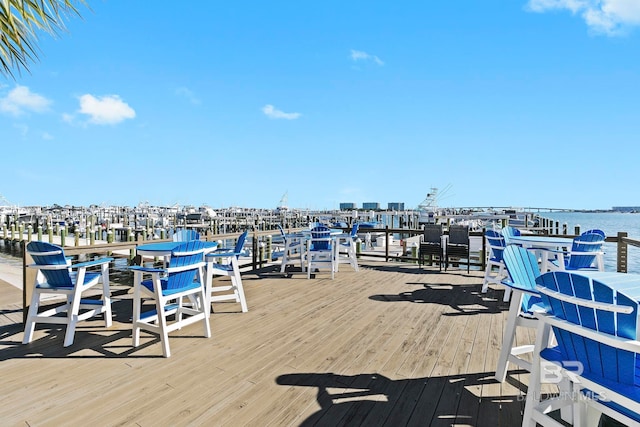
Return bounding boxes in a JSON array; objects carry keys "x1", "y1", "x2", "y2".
[{"x1": 0, "y1": 261, "x2": 534, "y2": 426}]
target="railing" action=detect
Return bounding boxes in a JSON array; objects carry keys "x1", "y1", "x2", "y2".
[{"x1": 11, "y1": 225, "x2": 640, "y2": 323}]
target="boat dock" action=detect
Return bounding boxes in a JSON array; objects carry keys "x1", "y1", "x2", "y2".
[{"x1": 0, "y1": 261, "x2": 554, "y2": 426}]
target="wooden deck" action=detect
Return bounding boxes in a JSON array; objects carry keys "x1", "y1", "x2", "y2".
[{"x1": 0, "y1": 261, "x2": 539, "y2": 426}]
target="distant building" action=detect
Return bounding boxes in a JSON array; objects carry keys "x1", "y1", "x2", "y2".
[
  {"x1": 362, "y1": 202, "x2": 380, "y2": 210},
  {"x1": 612, "y1": 206, "x2": 640, "y2": 213},
  {"x1": 388, "y1": 202, "x2": 405, "y2": 211},
  {"x1": 339, "y1": 202, "x2": 356, "y2": 210}
]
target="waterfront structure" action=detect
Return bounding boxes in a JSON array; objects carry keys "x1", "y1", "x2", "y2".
[
  {"x1": 339, "y1": 202, "x2": 356, "y2": 210},
  {"x1": 362, "y1": 202, "x2": 380, "y2": 210},
  {"x1": 388, "y1": 202, "x2": 405, "y2": 211},
  {"x1": 612, "y1": 206, "x2": 640, "y2": 213}
]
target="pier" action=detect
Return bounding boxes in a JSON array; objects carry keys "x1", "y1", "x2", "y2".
[{"x1": 0, "y1": 260, "x2": 554, "y2": 426}]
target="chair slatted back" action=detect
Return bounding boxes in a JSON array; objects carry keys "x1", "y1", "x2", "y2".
[
  {"x1": 485, "y1": 230, "x2": 506, "y2": 262},
  {"x1": 26, "y1": 241, "x2": 73, "y2": 287},
  {"x1": 423, "y1": 224, "x2": 443, "y2": 245},
  {"x1": 567, "y1": 233, "x2": 605, "y2": 270},
  {"x1": 501, "y1": 226, "x2": 521, "y2": 245},
  {"x1": 502, "y1": 245, "x2": 542, "y2": 313},
  {"x1": 582, "y1": 229, "x2": 606, "y2": 238},
  {"x1": 166, "y1": 240, "x2": 206, "y2": 291},
  {"x1": 349, "y1": 223, "x2": 359, "y2": 239},
  {"x1": 448, "y1": 225, "x2": 469, "y2": 246},
  {"x1": 310, "y1": 226, "x2": 331, "y2": 251},
  {"x1": 173, "y1": 229, "x2": 201, "y2": 242},
  {"x1": 536, "y1": 271, "x2": 639, "y2": 386},
  {"x1": 233, "y1": 230, "x2": 249, "y2": 256}
]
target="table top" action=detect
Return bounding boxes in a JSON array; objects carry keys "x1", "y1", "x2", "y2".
[
  {"x1": 137, "y1": 241, "x2": 218, "y2": 256},
  {"x1": 509, "y1": 235, "x2": 574, "y2": 248}
]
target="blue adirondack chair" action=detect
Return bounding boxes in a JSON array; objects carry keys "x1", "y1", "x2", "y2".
[
  {"x1": 306, "y1": 225, "x2": 335, "y2": 279},
  {"x1": 524, "y1": 271, "x2": 640, "y2": 426},
  {"x1": 276, "y1": 225, "x2": 305, "y2": 273},
  {"x1": 501, "y1": 225, "x2": 521, "y2": 245},
  {"x1": 173, "y1": 229, "x2": 201, "y2": 242},
  {"x1": 206, "y1": 230, "x2": 249, "y2": 312},
  {"x1": 335, "y1": 222, "x2": 359, "y2": 272},
  {"x1": 130, "y1": 240, "x2": 211, "y2": 357},
  {"x1": 23, "y1": 241, "x2": 113, "y2": 347},
  {"x1": 582, "y1": 229, "x2": 605, "y2": 238},
  {"x1": 546, "y1": 232, "x2": 605, "y2": 272},
  {"x1": 494, "y1": 245, "x2": 545, "y2": 382},
  {"x1": 482, "y1": 229, "x2": 507, "y2": 294}
]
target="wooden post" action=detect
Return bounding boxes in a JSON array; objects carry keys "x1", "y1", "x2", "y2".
[
  {"x1": 23, "y1": 248, "x2": 36, "y2": 324},
  {"x1": 90, "y1": 227, "x2": 95, "y2": 245},
  {"x1": 60, "y1": 227, "x2": 66, "y2": 247},
  {"x1": 37, "y1": 225, "x2": 42, "y2": 241},
  {"x1": 48, "y1": 226, "x2": 53, "y2": 243},
  {"x1": 27, "y1": 225, "x2": 32, "y2": 242},
  {"x1": 574, "y1": 225, "x2": 581, "y2": 236},
  {"x1": 266, "y1": 235, "x2": 272, "y2": 262},
  {"x1": 74, "y1": 230, "x2": 80, "y2": 246},
  {"x1": 617, "y1": 231, "x2": 628, "y2": 273}
]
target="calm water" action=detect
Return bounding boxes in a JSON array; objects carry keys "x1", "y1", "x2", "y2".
[{"x1": 538, "y1": 211, "x2": 640, "y2": 274}]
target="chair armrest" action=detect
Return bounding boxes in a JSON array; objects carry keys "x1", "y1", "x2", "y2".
[
  {"x1": 207, "y1": 251, "x2": 241, "y2": 259},
  {"x1": 501, "y1": 279, "x2": 540, "y2": 296},
  {"x1": 128, "y1": 265, "x2": 165, "y2": 274},
  {"x1": 72, "y1": 257, "x2": 114, "y2": 269}
]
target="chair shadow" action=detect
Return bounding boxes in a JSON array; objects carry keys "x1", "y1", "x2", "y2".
[
  {"x1": 370, "y1": 282, "x2": 508, "y2": 316},
  {"x1": 276, "y1": 370, "x2": 525, "y2": 426},
  {"x1": 0, "y1": 297, "x2": 173, "y2": 360}
]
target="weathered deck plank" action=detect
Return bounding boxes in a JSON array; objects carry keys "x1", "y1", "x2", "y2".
[{"x1": 0, "y1": 261, "x2": 541, "y2": 426}]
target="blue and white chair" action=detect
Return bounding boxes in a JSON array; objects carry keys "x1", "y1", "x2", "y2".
[
  {"x1": 495, "y1": 245, "x2": 545, "y2": 382},
  {"x1": 206, "y1": 230, "x2": 249, "y2": 312},
  {"x1": 306, "y1": 225, "x2": 335, "y2": 279},
  {"x1": 481, "y1": 229, "x2": 508, "y2": 295},
  {"x1": 130, "y1": 240, "x2": 211, "y2": 357},
  {"x1": 335, "y1": 223, "x2": 359, "y2": 272},
  {"x1": 501, "y1": 225, "x2": 521, "y2": 245},
  {"x1": 173, "y1": 229, "x2": 201, "y2": 242},
  {"x1": 23, "y1": 241, "x2": 113, "y2": 347},
  {"x1": 546, "y1": 232, "x2": 605, "y2": 272},
  {"x1": 524, "y1": 271, "x2": 640, "y2": 426},
  {"x1": 277, "y1": 225, "x2": 305, "y2": 274}
]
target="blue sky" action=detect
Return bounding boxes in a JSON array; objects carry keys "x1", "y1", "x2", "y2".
[{"x1": 2, "y1": 0, "x2": 640, "y2": 211}]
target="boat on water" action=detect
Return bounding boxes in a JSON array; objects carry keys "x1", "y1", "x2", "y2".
[{"x1": 417, "y1": 186, "x2": 451, "y2": 225}]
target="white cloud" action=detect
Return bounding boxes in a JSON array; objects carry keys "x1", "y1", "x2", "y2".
[
  {"x1": 350, "y1": 49, "x2": 384, "y2": 66},
  {"x1": 526, "y1": 0, "x2": 640, "y2": 35},
  {"x1": 42, "y1": 132, "x2": 53, "y2": 140},
  {"x1": 78, "y1": 94, "x2": 136, "y2": 125},
  {"x1": 176, "y1": 86, "x2": 201, "y2": 105},
  {"x1": 262, "y1": 104, "x2": 302, "y2": 120},
  {"x1": 0, "y1": 85, "x2": 52, "y2": 116}
]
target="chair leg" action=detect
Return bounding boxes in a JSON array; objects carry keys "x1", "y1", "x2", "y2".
[
  {"x1": 230, "y1": 259, "x2": 248, "y2": 312},
  {"x1": 101, "y1": 264, "x2": 113, "y2": 327},
  {"x1": 63, "y1": 290, "x2": 83, "y2": 347},
  {"x1": 22, "y1": 290, "x2": 41, "y2": 344},
  {"x1": 132, "y1": 274, "x2": 142, "y2": 348},
  {"x1": 157, "y1": 298, "x2": 171, "y2": 358},
  {"x1": 199, "y1": 288, "x2": 212, "y2": 338},
  {"x1": 495, "y1": 291, "x2": 524, "y2": 382}
]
